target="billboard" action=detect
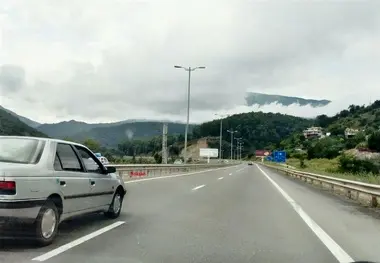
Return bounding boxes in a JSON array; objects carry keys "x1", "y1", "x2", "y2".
[
  {"x1": 199, "y1": 148, "x2": 219, "y2": 158},
  {"x1": 255, "y1": 150, "x2": 271, "y2": 157}
]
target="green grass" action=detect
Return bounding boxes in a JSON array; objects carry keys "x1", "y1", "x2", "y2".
[{"x1": 266, "y1": 158, "x2": 380, "y2": 185}]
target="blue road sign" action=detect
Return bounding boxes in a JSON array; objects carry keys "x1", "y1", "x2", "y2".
[{"x1": 273, "y1": 151, "x2": 286, "y2": 163}]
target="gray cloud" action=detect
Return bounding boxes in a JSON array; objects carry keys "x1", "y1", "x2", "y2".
[
  {"x1": 0, "y1": 65, "x2": 26, "y2": 93},
  {"x1": 1, "y1": 0, "x2": 380, "y2": 123}
]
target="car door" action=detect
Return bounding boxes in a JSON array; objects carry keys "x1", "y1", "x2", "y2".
[
  {"x1": 73, "y1": 145, "x2": 115, "y2": 209},
  {"x1": 54, "y1": 143, "x2": 92, "y2": 214}
]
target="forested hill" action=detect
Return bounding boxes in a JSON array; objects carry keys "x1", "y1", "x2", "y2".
[
  {"x1": 279, "y1": 101, "x2": 380, "y2": 161},
  {"x1": 0, "y1": 107, "x2": 47, "y2": 137},
  {"x1": 114, "y1": 111, "x2": 313, "y2": 159},
  {"x1": 192, "y1": 111, "x2": 313, "y2": 152},
  {"x1": 315, "y1": 101, "x2": 380, "y2": 135}
]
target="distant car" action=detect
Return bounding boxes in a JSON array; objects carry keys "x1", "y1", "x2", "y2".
[
  {"x1": 248, "y1": 161, "x2": 253, "y2": 165},
  {"x1": 98, "y1": 156, "x2": 109, "y2": 165},
  {"x1": 0, "y1": 136, "x2": 126, "y2": 246}
]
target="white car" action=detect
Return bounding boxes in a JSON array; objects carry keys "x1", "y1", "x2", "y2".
[{"x1": 0, "y1": 136, "x2": 127, "y2": 246}]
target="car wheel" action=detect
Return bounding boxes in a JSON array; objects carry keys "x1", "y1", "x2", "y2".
[
  {"x1": 34, "y1": 200, "x2": 59, "y2": 246},
  {"x1": 105, "y1": 190, "x2": 123, "y2": 219}
]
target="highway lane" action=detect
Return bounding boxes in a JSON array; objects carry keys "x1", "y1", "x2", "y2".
[
  {"x1": 258, "y1": 164, "x2": 380, "y2": 261},
  {"x1": 3, "y1": 163, "x2": 380, "y2": 263},
  {"x1": 30, "y1": 164, "x2": 335, "y2": 263},
  {"x1": 0, "y1": 165, "x2": 239, "y2": 263}
]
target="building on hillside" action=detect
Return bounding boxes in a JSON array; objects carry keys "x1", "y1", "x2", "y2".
[
  {"x1": 319, "y1": 132, "x2": 331, "y2": 139},
  {"x1": 345, "y1": 128, "x2": 359, "y2": 139},
  {"x1": 303, "y1": 127, "x2": 323, "y2": 139}
]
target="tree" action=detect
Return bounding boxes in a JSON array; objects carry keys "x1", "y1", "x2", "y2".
[
  {"x1": 153, "y1": 152, "x2": 162, "y2": 164},
  {"x1": 328, "y1": 123, "x2": 346, "y2": 136},
  {"x1": 345, "y1": 132, "x2": 366, "y2": 150},
  {"x1": 307, "y1": 137, "x2": 343, "y2": 159},
  {"x1": 315, "y1": 114, "x2": 332, "y2": 128},
  {"x1": 83, "y1": 138, "x2": 101, "y2": 152},
  {"x1": 368, "y1": 131, "x2": 380, "y2": 152}
]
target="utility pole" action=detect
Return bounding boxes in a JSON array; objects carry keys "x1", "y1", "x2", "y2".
[
  {"x1": 235, "y1": 137, "x2": 242, "y2": 160},
  {"x1": 219, "y1": 118, "x2": 222, "y2": 162},
  {"x1": 215, "y1": 114, "x2": 228, "y2": 163},
  {"x1": 174, "y1": 65, "x2": 206, "y2": 164},
  {"x1": 162, "y1": 123, "x2": 168, "y2": 164},
  {"x1": 239, "y1": 142, "x2": 244, "y2": 161},
  {"x1": 227, "y1": 129, "x2": 237, "y2": 161}
]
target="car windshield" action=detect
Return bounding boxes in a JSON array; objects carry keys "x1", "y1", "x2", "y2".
[{"x1": 0, "y1": 138, "x2": 44, "y2": 164}]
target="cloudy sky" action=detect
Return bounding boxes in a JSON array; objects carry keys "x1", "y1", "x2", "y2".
[{"x1": 1, "y1": 0, "x2": 380, "y2": 124}]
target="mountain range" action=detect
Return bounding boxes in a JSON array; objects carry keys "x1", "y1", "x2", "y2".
[
  {"x1": 0, "y1": 92, "x2": 330, "y2": 147},
  {"x1": 0, "y1": 107, "x2": 46, "y2": 137}
]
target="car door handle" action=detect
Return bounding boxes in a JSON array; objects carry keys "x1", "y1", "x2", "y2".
[{"x1": 60, "y1": 181, "x2": 66, "y2": 186}]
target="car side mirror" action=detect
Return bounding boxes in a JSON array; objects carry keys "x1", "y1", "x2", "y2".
[{"x1": 105, "y1": 166, "x2": 116, "y2": 174}]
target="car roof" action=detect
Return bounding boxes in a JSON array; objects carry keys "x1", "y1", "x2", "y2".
[{"x1": 0, "y1": 136, "x2": 85, "y2": 147}]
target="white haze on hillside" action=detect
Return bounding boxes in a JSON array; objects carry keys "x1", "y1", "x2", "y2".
[{"x1": 139, "y1": 94, "x2": 369, "y2": 124}]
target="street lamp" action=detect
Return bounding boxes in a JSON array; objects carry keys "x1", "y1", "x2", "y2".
[
  {"x1": 227, "y1": 129, "x2": 237, "y2": 161},
  {"x1": 235, "y1": 137, "x2": 242, "y2": 160},
  {"x1": 239, "y1": 142, "x2": 244, "y2": 161},
  {"x1": 174, "y1": 65, "x2": 206, "y2": 164},
  {"x1": 215, "y1": 114, "x2": 229, "y2": 163}
]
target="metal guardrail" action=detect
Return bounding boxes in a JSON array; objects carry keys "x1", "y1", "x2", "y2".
[
  {"x1": 261, "y1": 163, "x2": 380, "y2": 208},
  {"x1": 108, "y1": 163, "x2": 236, "y2": 181}
]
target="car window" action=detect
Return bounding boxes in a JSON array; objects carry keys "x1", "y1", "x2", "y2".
[
  {"x1": 0, "y1": 138, "x2": 45, "y2": 164},
  {"x1": 56, "y1": 143, "x2": 82, "y2": 172},
  {"x1": 74, "y1": 146, "x2": 103, "y2": 174}
]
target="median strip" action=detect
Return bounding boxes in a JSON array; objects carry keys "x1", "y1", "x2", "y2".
[{"x1": 124, "y1": 165, "x2": 238, "y2": 184}]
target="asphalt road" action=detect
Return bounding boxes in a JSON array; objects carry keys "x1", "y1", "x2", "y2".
[{"x1": 2, "y1": 164, "x2": 380, "y2": 263}]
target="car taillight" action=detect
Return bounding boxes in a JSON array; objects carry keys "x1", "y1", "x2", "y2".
[{"x1": 0, "y1": 181, "x2": 16, "y2": 195}]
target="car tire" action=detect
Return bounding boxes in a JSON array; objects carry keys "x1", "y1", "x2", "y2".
[
  {"x1": 105, "y1": 190, "x2": 123, "y2": 219},
  {"x1": 34, "y1": 200, "x2": 59, "y2": 246}
]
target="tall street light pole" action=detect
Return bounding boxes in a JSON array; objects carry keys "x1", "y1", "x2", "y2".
[
  {"x1": 227, "y1": 129, "x2": 237, "y2": 161},
  {"x1": 235, "y1": 137, "x2": 242, "y2": 160},
  {"x1": 215, "y1": 114, "x2": 228, "y2": 163},
  {"x1": 174, "y1": 65, "x2": 206, "y2": 164},
  {"x1": 239, "y1": 142, "x2": 244, "y2": 161}
]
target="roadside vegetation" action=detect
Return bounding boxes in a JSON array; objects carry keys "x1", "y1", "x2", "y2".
[
  {"x1": 267, "y1": 158, "x2": 380, "y2": 184},
  {"x1": 273, "y1": 101, "x2": 380, "y2": 184}
]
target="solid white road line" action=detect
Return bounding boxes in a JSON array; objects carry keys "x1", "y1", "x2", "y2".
[
  {"x1": 255, "y1": 164, "x2": 353, "y2": 263},
  {"x1": 124, "y1": 165, "x2": 239, "y2": 184},
  {"x1": 218, "y1": 177, "x2": 224, "y2": 180},
  {"x1": 192, "y1": 184, "x2": 206, "y2": 191},
  {"x1": 32, "y1": 221, "x2": 125, "y2": 262}
]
